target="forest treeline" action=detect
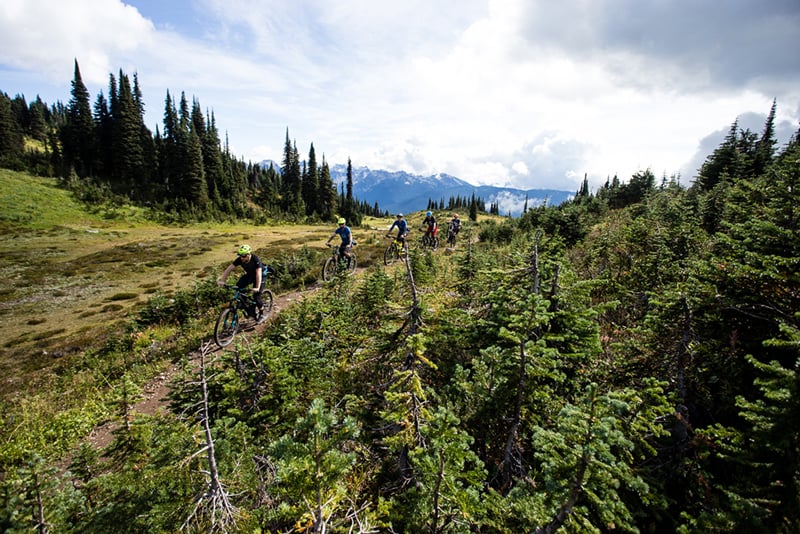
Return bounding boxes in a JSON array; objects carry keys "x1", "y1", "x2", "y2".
[
  {"x1": 1, "y1": 63, "x2": 799, "y2": 532},
  {"x1": 0, "y1": 59, "x2": 399, "y2": 225}
]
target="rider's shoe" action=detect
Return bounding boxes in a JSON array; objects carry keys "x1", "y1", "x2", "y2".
[{"x1": 256, "y1": 308, "x2": 267, "y2": 324}]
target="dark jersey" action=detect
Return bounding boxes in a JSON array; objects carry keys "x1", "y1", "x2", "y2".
[
  {"x1": 423, "y1": 215, "x2": 437, "y2": 228},
  {"x1": 233, "y1": 253, "x2": 264, "y2": 282}
]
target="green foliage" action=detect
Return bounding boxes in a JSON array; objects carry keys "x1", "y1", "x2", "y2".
[
  {"x1": 266, "y1": 398, "x2": 364, "y2": 531},
  {"x1": 3, "y1": 98, "x2": 800, "y2": 532}
]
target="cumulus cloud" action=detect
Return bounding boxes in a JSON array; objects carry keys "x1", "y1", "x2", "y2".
[{"x1": 1, "y1": 0, "x2": 798, "y2": 192}]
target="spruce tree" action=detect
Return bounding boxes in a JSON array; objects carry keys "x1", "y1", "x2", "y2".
[
  {"x1": 0, "y1": 92, "x2": 24, "y2": 167},
  {"x1": 111, "y1": 71, "x2": 145, "y2": 195},
  {"x1": 61, "y1": 59, "x2": 95, "y2": 178},
  {"x1": 317, "y1": 156, "x2": 338, "y2": 221},
  {"x1": 93, "y1": 90, "x2": 113, "y2": 178},
  {"x1": 302, "y1": 143, "x2": 320, "y2": 216}
]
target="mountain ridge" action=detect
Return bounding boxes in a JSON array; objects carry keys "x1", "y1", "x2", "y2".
[{"x1": 259, "y1": 160, "x2": 573, "y2": 216}]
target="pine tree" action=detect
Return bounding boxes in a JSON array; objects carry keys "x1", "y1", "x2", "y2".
[{"x1": 268, "y1": 398, "x2": 364, "y2": 532}]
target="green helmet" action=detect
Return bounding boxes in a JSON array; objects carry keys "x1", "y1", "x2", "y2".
[
  {"x1": 237, "y1": 244, "x2": 252, "y2": 256},
  {"x1": 337, "y1": 217, "x2": 346, "y2": 225}
]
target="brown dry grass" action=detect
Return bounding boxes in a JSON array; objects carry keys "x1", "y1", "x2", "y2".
[{"x1": 0, "y1": 170, "x2": 399, "y2": 394}]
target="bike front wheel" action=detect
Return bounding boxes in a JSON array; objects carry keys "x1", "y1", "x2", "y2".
[
  {"x1": 384, "y1": 243, "x2": 398, "y2": 265},
  {"x1": 348, "y1": 253, "x2": 357, "y2": 274},
  {"x1": 260, "y1": 289, "x2": 274, "y2": 319},
  {"x1": 214, "y1": 307, "x2": 239, "y2": 347},
  {"x1": 322, "y1": 257, "x2": 337, "y2": 281}
]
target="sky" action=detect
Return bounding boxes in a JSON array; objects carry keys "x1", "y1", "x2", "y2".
[{"x1": 2, "y1": 0, "x2": 799, "y2": 193}]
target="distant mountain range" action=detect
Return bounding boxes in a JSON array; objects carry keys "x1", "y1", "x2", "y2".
[{"x1": 259, "y1": 160, "x2": 573, "y2": 216}]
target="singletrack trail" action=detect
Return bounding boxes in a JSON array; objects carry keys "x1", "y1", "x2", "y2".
[{"x1": 85, "y1": 280, "x2": 329, "y2": 451}]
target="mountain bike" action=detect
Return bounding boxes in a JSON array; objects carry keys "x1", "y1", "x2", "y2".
[
  {"x1": 446, "y1": 223, "x2": 459, "y2": 247},
  {"x1": 383, "y1": 235, "x2": 408, "y2": 265},
  {"x1": 419, "y1": 229, "x2": 439, "y2": 251},
  {"x1": 322, "y1": 244, "x2": 357, "y2": 281},
  {"x1": 214, "y1": 282, "x2": 275, "y2": 347}
]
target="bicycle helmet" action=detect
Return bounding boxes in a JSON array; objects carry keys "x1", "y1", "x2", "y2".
[
  {"x1": 237, "y1": 244, "x2": 252, "y2": 256},
  {"x1": 453, "y1": 213, "x2": 459, "y2": 218},
  {"x1": 337, "y1": 217, "x2": 346, "y2": 225},
  {"x1": 397, "y1": 213, "x2": 403, "y2": 218},
  {"x1": 426, "y1": 211, "x2": 432, "y2": 217}
]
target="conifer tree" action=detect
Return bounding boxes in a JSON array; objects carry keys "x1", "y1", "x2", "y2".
[
  {"x1": 0, "y1": 92, "x2": 24, "y2": 167},
  {"x1": 184, "y1": 121, "x2": 209, "y2": 208},
  {"x1": 317, "y1": 156, "x2": 338, "y2": 221},
  {"x1": 61, "y1": 59, "x2": 95, "y2": 178},
  {"x1": 111, "y1": 71, "x2": 145, "y2": 195},
  {"x1": 201, "y1": 109, "x2": 226, "y2": 209},
  {"x1": 93, "y1": 90, "x2": 113, "y2": 178},
  {"x1": 160, "y1": 90, "x2": 181, "y2": 198},
  {"x1": 268, "y1": 398, "x2": 363, "y2": 533},
  {"x1": 469, "y1": 194, "x2": 478, "y2": 221},
  {"x1": 302, "y1": 143, "x2": 320, "y2": 216},
  {"x1": 752, "y1": 99, "x2": 778, "y2": 178},
  {"x1": 280, "y1": 129, "x2": 303, "y2": 215},
  {"x1": 27, "y1": 96, "x2": 48, "y2": 141}
]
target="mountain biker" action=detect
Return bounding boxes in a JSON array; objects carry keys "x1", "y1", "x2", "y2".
[
  {"x1": 386, "y1": 213, "x2": 409, "y2": 243},
  {"x1": 421, "y1": 210, "x2": 438, "y2": 240},
  {"x1": 447, "y1": 213, "x2": 462, "y2": 242},
  {"x1": 325, "y1": 217, "x2": 354, "y2": 268},
  {"x1": 217, "y1": 244, "x2": 268, "y2": 323}
]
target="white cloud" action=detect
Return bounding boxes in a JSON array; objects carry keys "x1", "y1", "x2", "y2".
[{"x1": 1, "y1": 0, "x2": 798, "y2": 192}]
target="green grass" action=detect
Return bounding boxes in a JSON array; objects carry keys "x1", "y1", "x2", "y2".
[
  {"x1": 0, "y1": 169, "x2": 106, "y2": 229},
  {"x1": 0, "y1": 169, "x2": 399, "y2": 397}
]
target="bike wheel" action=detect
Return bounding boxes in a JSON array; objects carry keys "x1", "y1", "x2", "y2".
[
  {"x1": 384, "y1": 243, "x2": 398, "y2": 265},
  {"x1": 214, "y1": 307, "x2": 239, "y2": 347},
  {"x1": 431, "y1": 236, "x2": 439, "y2": 250},
  {"x1": 323, "y1": 257, "x2": 337, "y2": 281},
  {"x1": 260, "y1": 289, "x2": 274, "y2": 319},
  {"x1": 348, "y1": 253, "x2": 357, "y2": 274}
]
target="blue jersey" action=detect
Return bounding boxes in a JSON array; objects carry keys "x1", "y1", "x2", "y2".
[
  {"x1": 389, "y1": 218, "x2": 408, "y2": 235},
  {"x1": 334, "y1": 225, "x2": 352, "y2": 244}
]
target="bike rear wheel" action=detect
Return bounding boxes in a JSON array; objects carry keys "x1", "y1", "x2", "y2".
[{"x1": 214, "y1": 307, "x2": 239, "y2": 347}]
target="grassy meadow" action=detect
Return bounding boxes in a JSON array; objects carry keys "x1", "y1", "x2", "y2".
[{"x1": 0, "y1": 169, "x2": 397, "y2": 395}]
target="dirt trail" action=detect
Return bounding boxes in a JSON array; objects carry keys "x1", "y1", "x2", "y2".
[{"x1": 85, "y1": 282, "x2": 323, "y2": 451}]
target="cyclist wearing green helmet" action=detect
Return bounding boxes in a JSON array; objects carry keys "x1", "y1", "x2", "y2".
[
  {"x1": 218, "y1": 244, "x2": 268, "y2": 323},
  {"x1": 325, "y1": 217, "x2": 354, "y2": 268}
]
